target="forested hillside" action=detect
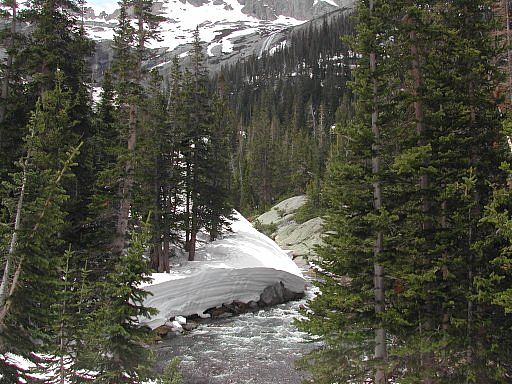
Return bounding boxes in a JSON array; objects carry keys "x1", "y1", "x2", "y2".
[
  {"x1": 2, "y1": 0, "x2": 512, "y2": 382},
  {"x1": 220, "y1": 10, "x2": 355, "y2": 214}
]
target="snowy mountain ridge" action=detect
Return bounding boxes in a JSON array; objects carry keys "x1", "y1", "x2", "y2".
[{"x1": 86, "y1": 0, "x2": 355, "y2": 74}]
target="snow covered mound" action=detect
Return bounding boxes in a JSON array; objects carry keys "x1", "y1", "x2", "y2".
[{"x1": 141, "y1": 211, "x2": 306, "y2": 329}]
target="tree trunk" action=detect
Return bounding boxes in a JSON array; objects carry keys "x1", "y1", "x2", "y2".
[
  {"x1": 369, "y1": 1, "x2": 387, "y2": 382},
  {"x1": 162, "y1": 230, "x2": 170, "y2": 273},
  {"x1": 152, "y1": 160, "x2": 163, "y2": 271},
  {"x1": 185, "y1": 161, "x2": 191, "y2": 251},
  {"x1": 0, "y1": 0, "x2": 17, "y2": 125},
  {"x1": 162, "y1": 181, "x2": 171, "y2": 273},
  {"x1": 0, "y1": 148, "x2": 28, "y2": 310},
  {"x1": 112, "y1": 103, "x2": 137, "y2": 256},
  {"x1": 112, "y1": 1, "x2": 145, "y2": 256},
  {"x1": 409, "y1": 21, "x2": 434, "y2": 384},
  {"x1": 59, "y1": 254, "x2": 70, "y2": 384},
  {"x1": 466, "y1": 80, "x2": 480, "y2": 374},
  {"x1": 188, "y1": 228, "x2": 197, "y2": 261}
]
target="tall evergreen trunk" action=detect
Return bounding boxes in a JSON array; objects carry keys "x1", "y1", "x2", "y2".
[
  {"x1": 188, "y1": 210, "x2": 197, "y2": 261},
  {"x1": 112, "y1": 0, "x2": 149, "y2": 256},
  {"x1": 369, "y1": 1, "x2": 386, "y2": 382},
  {"x1": 0, "y1": 144, "x2": 28, "y2": 311},
  {"x1": 185, "y1": 161, "x2": 191, "y2": 251},
  {"x1": 113, "y1": 103, "x2": 137, "y2": 255},
  {"x1": 188, "y1": 148, "x2": 198, "y2": 261},
  {"x1": 162, "y1": 210, "x2": 170, "y2": 273},
  {"x1": 0, "y1": 0, "x2": 16, "y2": 124},
  {"x1": 466, "y1": 81, "x2": 479, "y2": 374},
  {"x1": 152, "y1": 158, "x2": 163, "y2": 271},
  {"x1": 409, "y1": 22, "x2": 434, "y2": 383},
  {"x1": 506, "y1": 0, "x2": 512, "y2": 101},
  {"x1": 58, "y1": 254, "x2": 70, "y2": 384}
]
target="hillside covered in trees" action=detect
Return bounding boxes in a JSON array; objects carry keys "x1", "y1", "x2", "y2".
[
  {"x1": 221, "y1": 10, "x2": 355, "y2": 214},
  {"x1": 1, "y1": 0, "x2": 512, "y2": 382}
]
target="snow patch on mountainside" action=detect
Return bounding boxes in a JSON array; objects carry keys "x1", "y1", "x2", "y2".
[
  {"x1": 314, "y1": 0, "x2": 339, "y2": 6},
  {"x1": 84, "y1": 0, "x2": 304, "y2": 55},
  {"x1": 141, "y1": 211, "x2": 306, "y2": 329}
]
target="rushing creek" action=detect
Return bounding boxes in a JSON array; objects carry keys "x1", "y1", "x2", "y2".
[{"x1": 152, "y1": 269, "x2": 321, "y2": 384}]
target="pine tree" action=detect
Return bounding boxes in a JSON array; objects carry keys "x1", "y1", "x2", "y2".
[
  {"x1": 36, "y1": 247, "x2": 89, "y2": 383},
  {"x1": 183, "y1": 28, "x2": 233, "y2": 260},
  {"x1": 161, "y1": 56, "x2": 187, "y2": 267},
  {"x1": 80, "y1": 221, "x2": 157, "y2": 383},
  {"x1": 18, "y1": 0, "x2": 93, "y2": 95},
  {"x1": 0, "y1": 0, "x2": 25, "y2": 181},
  {"x1": 0, "y1": 75, "x2": 82, "y2": 368},
  {"x1": 110, "y1": 0, "x2": 140, "y2": 256},
  {"x1": 0, "y1": 0, "x2": 18, "y2": 124},
  {"x1": 206, "y1": 92, "x2": 234, "y2": 241},
  {"x1": 299, "y1": 0, "x2": 512, "y2": 382},
  {"x1": 140, "y1": 69, "x2": 172, "y2": 272},
  {"x1": 110, "y1": 0, "x2": 162, "y2": 257},
  {"x1": 86, "y1": 69, "x2": 123, "y2": 277}
]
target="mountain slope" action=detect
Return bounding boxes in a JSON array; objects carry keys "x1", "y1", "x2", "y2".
[{"x1": 86, "y1": 0, "x2": 355, "y2": 75}]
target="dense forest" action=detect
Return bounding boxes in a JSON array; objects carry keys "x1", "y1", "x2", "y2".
[
  {"x1": 1, "y1": 0, "x2": 512, "y2": 382},
  {"x1": 0, "y1": 0, "x2": 231, "y2": 381},
  {"x1": 221, "y1": 10, "x2": 356, "y2": 214},
  {"x1": 298, "y1": 0, "x2": 512, "y2": 383}
]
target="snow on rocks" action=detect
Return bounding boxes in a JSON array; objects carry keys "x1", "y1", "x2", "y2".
[{"x1": 141, "y1": 211, "x2": 306, "y2": 329}]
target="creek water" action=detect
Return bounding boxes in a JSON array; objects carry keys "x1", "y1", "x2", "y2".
[{"x1": 152, "y1": 270, "x2": 320, "y2": 384}]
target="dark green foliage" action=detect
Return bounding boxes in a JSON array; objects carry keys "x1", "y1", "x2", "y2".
[
  {"x1": 170, "y1": 30, "x2": 234, "y2": 260},
  {"x1": 159, "y1": 357, "x2": 183, "y2": 384},
  {"x1": 86, "y1": 70, "x2": 123, "y2": 276},
  {"x1": 204, "y1": 93, "x2": 235, "y2": 240},
  {"x1": 0, "y1": 0, "x2": 166, "y2": 379},
  {"x1": 222, "y1": 11, "x2": 355, "y2": 214},
  {"x1": 252, "y1": 219, "x2": 278, "y2": 238},
  {"x1": 0, "y1": 76, "x2": 82, "y2": 362},
  {"x1": 79, "y1": 221, "x2": 157, "y2": 383},
  {"x1": 19, "y1": 0, "x2": 94, "y2": 94},
  {"x1": 299, "y1": 0, "x2": 512, "y2": 382}
]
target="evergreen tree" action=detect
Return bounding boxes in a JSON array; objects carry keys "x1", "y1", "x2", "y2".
[
  {"x1": 110, "y1": 0, "x2": 163, "y2": 257},
  {"x1": 80, "y1": 221, "x2": 157, "y2": 383},
  {"x1": 299, "y1": 0, "x2": 512, "y2": 382},
  {"x1": 18, "y1": 0, "x2": 93, "y2": 95},
  {"x1": 140, "y1": 69, "x2": 172, "y2": 272},
  {"x1": 183, "y1": 28, "x2": 233, "y2": 260},
  {"x1": 206, "y1": 92, "x2": 234, "y2": 241},
  {"x1": 0, "y1": 0, "x2": 25, "y2": 184},
  {"x1": 0, "y1": 75, "x2": 82, "y2": 369},
  {"x1": 86, "y1": 69, "x2": 123, "y2": 277}
]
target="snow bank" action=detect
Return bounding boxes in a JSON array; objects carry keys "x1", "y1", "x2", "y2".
[{"x1": 141, "y1": 211, "x2": 306, "y2": 329}]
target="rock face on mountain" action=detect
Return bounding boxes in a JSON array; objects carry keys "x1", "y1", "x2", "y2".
[
  {"x1": 0, "y1": 0, "x2": 354, "y2": 78},
  {"x1": 82, "y1": 0, "x2": 355, "y2": 78},
  {"x1": 238, "y1": 0, "x2": 350, "y2": 20}
]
